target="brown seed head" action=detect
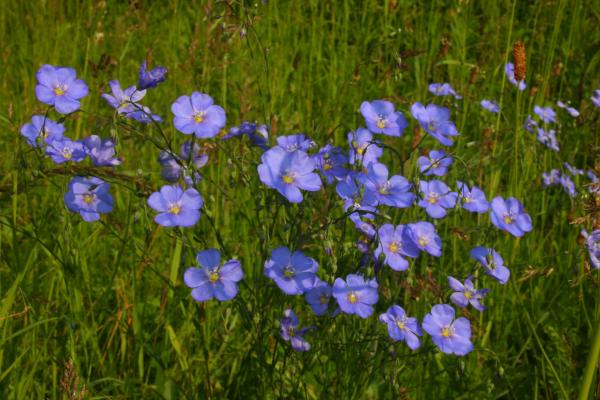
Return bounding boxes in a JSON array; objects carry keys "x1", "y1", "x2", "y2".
[{"x1": 513, "y1": 40, "x2": 526, "y2": 82}]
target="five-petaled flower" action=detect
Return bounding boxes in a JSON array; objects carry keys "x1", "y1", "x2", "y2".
[
  {"x1": 456, "y1": 181, "x2": 489, "y2": 213},
  {"x1": 332, "y1": 274, "x2": 378, "y2": 318},
  {"x1": 20, "y1": 115, "x2": 65, "y2": 147},
  {"x1": 379, "y1": 305, "x2": 423, "y2": 350},
  {"x1": 374, "y1": 224, "x2": 419, "y2": 271},
  {"x1": 280, "y1": 309, "x2": 312, "y2": 352},
  {"x1": 360, "y1": 162, "x2": 415, "y2": 208},
  {"x1": 490, "y1": 196, "x2": 532, "y2": 237},
  {"x1": 172, "y1": 92, "x2": 226, "y2": 138},
  {"x1": 418, "y1": 150, "x2": 452, "y2": 177},
  {"x1": 418, "y1": 180, "x2": 457, "y2": 219},
  {"x1": 184, "y1": 248, "x2": 243, "y2": 302},
  {"x1": 423, "y1": 304, "x2": 473, "y2": 356},
  {"x1": 46, "y1": 137, "x2": 87, "y2": 164},
  {"x1": 471, "y1": 246, "x2": 510, "y2": 284},
  {"x1": 35, "y1": 65, "x2": 89, "y2": 114},
  {"x1": 101, "y1": 80, "x2": 146, "y2": 114},
  {"x1": 305, "y1": 279, "x2": 333, "y2": 316},
  {"x1": 448, "y1": 276, "x2": 489, "y2": 311},
  {"x1": 360, "y1": 99, "x2": 408, "y2": 137},
  {"x1": 64, "y1": 176, "x2": 114, "y2": 222},
  {"x1": 264, "y1": 246, "x2": 318, "y2": 295},
  {"x1": 410, "y1": 102, "x2": 460, "y2": 146},
  {"x1": 147, "y1": 185, "x2": 203, "y2": 227}
]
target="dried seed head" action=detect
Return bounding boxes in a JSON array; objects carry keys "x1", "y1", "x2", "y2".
[{"x1": 513, "y1": 40, "x2": 526, "y2": 82}]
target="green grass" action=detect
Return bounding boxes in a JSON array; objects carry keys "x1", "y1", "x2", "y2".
[{"x1": 1, "y1": 0, "x2": 600, "y2": 398}]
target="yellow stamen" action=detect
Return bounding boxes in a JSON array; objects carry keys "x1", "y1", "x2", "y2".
[
  {"x1": 193, "y1": 112, "x2": 205, "y2": 123},
  {"x1": 347, "y1": 292, "x2": 358, "y2": 304},
  {"x1": 503, "y1": 215, "x2": 513, "y2": 224},
  {"x1": 441, "y1": 326, "x2": 452, "y2": 337},
  {"x1": 396, "y1": 320, "x2": 406, "y2": 330},
  {"x1": 209, "y1": 271, "x2": 220, "y2": 283},
  {"x1": 464, "y1": 291, "x2": 472, "y2": 300},
  {"x1": 376, "y1": 118, "x2": 386, "y2": 129},
  {"x1": 388, "y1": 242, "x2": 399, "y2": 253},
  {"x1": 282, "y1": 175, "x2": 294, "y2": 184},
  {"x1": 62, "y1": 149, "x2": 72, "y2": 159},
  {"x1": 428, "y1": 194, "x2": 438, "y2": 204},
  {"x1": 53, "y1": 85, "x2": 65, "y2": 96},
  {"x1": 169, "y1": 204, "x2": 181, "y2": 215},
  {"x1": 319, "y1": 294, "x2": 329, "y2": 304},
  {"x1": 82, "y1": 194, "x2": 94, "y2": 204},
  {"x1": 418, "y1": 237, "x2": 428, "y2": 247},
  {"x1": 323, "y1": 162, "x2": 332, "y2": 171},
  {"x1": 283, "y1": 266, "x2": 294, "y2": 278},
  {"x1": 356, "y1": 146, "x2": 365, "y2": 155}
]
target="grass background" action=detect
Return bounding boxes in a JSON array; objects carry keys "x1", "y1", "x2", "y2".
[{"x1": 1, "y1": 0, "x2": 600, "y2": 398}]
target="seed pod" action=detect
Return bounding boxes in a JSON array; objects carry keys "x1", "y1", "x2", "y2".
[{"x1": 513, "y1": 40, "x2": 526, "y2": 82}]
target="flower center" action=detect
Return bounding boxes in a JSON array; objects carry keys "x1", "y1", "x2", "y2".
[
  {"x1": 376, "y1": 117, "x2": 387, "y2": 129},
  {"x1": 428, "y1": 193, "x2": 439, "y2": 204},
  {"x1": 503, "y1": 213, "x2": 514, "y2": 224},
  {"x1": 169, "y1": 203, "x2": 182, "y2": 215},
  {"x1": 427, "y1": 122, "x2": 437, "y2": 132},
  {"x1": 418, "y1": 236, "x2": 428, "y2": 247},
  {"x1": 463, "y1": 195, "x2": 472, "y2": 203},
  {"x1": 283, "y1": 265, "x2": 295, "y2": 278},
  {"x1": 464, "y1": 291, "x2": 472, "y2": 300},
  {"x1": 441, "y1": 326, "x2": 452, "y2": 338},
  {"x1": 347, "y1": 292, "x2": 358, "y2": 304},
  {"x1": 61, "y1": 147, "x2": 73, "y2": 159},
  {"x1": 53, "y1": 84, "x2": 66, "y2": 96},
  {"x1": 82, "y1": 193, "x2": 95, "y2": 204},
  {"x1": 40, "y1": 128, "x2": 49, "y2": 139},
  {"x1": 323, "y1": 161, "x2": 333, "y2": 171},
  {"x1": 193, "y1": 112, "x2": 205, "y2": 123},
  {"x1": 378, "y1": 182, "x2": 390, "y2": 195},
  {"x1": 396, "y1": 318, "x2": 406, "y2": 330},
  {"x1": 319, "y1": 294, "x2": 329, "y2": 304},
  {"x1": 209, "y1": 270, "x2": 220, "y2": 283},
  {"x1": 388, "y1": 242, "x2": 400, "y2": 253},
  {"x1": 282, "y1": 174, "x2": 295, "y2": 184},
  {"x1": 431, "y1": 159, "x2": 440, "y2": 169},
  {"x1": 356, "y1": 145, "x2": 366, "y2": 155}
]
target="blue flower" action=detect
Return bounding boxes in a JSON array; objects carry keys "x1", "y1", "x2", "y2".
[
  {"x1": 20, "y1": 115, "x2": 65, "y2": 147},
  {"x1": 184, "y1": 249, "x2": 243, "y2": 302},
  {"x1": 559, "y1": 173, "x2": 577, "y2": 197},
  {"x1": 101, "y1": 80, "x2": 146, "y2": 114},
  {"x1": 138, "y1": 60, "x2": 167, "y2": 90},
  {"x1": 305, "y1": 279, "x2": 332, "y2": 316},
  {"x1": 45, "y1": 137, "x2": 87, "y2": 163},
  {"x1": 280, "y1": 309, "x2": 312, "y2": 352},
  {"x1": 147, "y1": 185, "x2": 203, "y2": 227},
  {"x1": 171, "y1": 92, "x2": 226, "y2": 138},
  {"x1": 64, "y1": 176, "x2": 113, "y2": 222},
  {"x1": 556, "y1": 101, "x2": 579, "y2": 118},
  {"x1": 127, "y1": 106, "x2": 162, "y2": 124},
  {"x1": 312, "y1": 144, "x2": 349, "y2": 184},
  {"x1": 276, "y1": 134, "x2": 315, "y2": 152},
  {"x1": 448, "y1": 276, "x2": 489, "y2": 311},
  {"x1": 374, "y1": 224, "x2": 419, "y2": 271},
  {"x1": 347, "y1": 128, "x2": 383, "y2": 166},
  {"x1": 223, "y1": 121, "x2": 269, "y2": 150},
  {"x1": 410, "y1": 102, "x2": 459, "y2": 146},
  {"x1": 332, "y1": 274, "x2": 378, "y2": 318},
  {"x1": 505, "y1": 62, "x2": 526, "y2": 91},
  {"x1": 564, "y1": 162, "x2": 584, "y2": 176},
  {"x1": 360, "y1": 162, "x2": 415, "y2": 208},
  {"x1": 536, "y1": 127, "x2": 559, "y2": 151},
  {"x1": 258, "y1": 146, "x2": 322, "y2": 203},
  {"x1": 490, "y1": 196, "x2": 532, "y2": 237},
  {"x1": 360, "y1": 100, "x2": 408, "y2": 137},
  {"x1": 35, "y1": 65, "x2": 89, "y2": 114},
  {"x1": 83, "y1": 135, "x2": 121, "y2": 166},
  {"x1": 405, "y1": 222, "x2": 442, "y2": 257},
  {"x1": 480, "y1": 99, "x2": 500, "y2": 113},
  {"x1": 428, "y1": 83, "x2": 462, "y2": 99},
  {"x1": 471, "y1": 247, "x2": 510, "y2": 284},
  {"x1": 534, "y1": 105, "x2": 556, "y2": 124},
  {"x1": 418, "y1": 150, "x2": 452, "y2": 176},
  {"x1": 264, "y1": 246, "x2": 318, "y2": 295},
  {"x1": 582, "y1": 230, "x2": 600, "y2": 269},
  {"x1": 379, "y1": 305, "x2": 422, "y2": 350},
  {"x1": 456, "y1": 181, "x2": 489, "y2": 213},
  {"x1": 418, "y1": 180, "x2": 457, "y2": 218},
  {"x1": 542, "y1": 170, "x2": 560, "y2": 187},
  {"x1": 592, "y1": 90, "x2": 600, "y2": 108},
  {"x1": 422, "y1": 304, "x2": 473, "y2": 356}
]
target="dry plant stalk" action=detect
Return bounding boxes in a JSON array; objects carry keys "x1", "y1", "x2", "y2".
[{"x1": 513, "y1": 40, "x2": 526, "y2": 82}]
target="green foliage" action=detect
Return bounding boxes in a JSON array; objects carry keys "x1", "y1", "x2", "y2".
[{"x1": 0, "y1": 0, "x2": 599, "y2": 398}]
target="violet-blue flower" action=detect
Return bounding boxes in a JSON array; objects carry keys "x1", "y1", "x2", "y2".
[
  {"x1": 542, "y1": 170, "x2": 560, "y2": 187},
  {"x1": 505, "y1": 62, "x2": 526, "y2": 91},
  {"x1": 127, "y1": 106, "x2": 162, "y2": 124},
  {"x1": 592, "y1": 90, "x2": 600, "y2": 108},
  {"x1": 536, "y1": 127, "x2": 559, "y2": 152},
  {"x1": 410, "y1": 102, "x2": 459, "y2": 146},
  {"x1": 422, "y1": 304, "x2": 473, "y2": 356},
  {"x1": 374, "y1": 224, "x2": 419, "y2": 271},
  {"x1": 347, "y1": 128, "x2": 383, "y2": 166},
  {"x1": 312, "y1": 144, "x2": 349, "y2": 184},
  {"x1": 264, "y1": 246, "x2": 318, "y2": 295},
  {"x1": 276, "y1": 134, "x2": 315, "y2": 152},
  {"x1": 147, "y1": 185, "x2": 203, "y2": 227},
  {"x1": 534, "y1": 105, "x2": 556, "y2": 124},
  {"x1": 184, "y1": 248, "x2": 243, "y2": 302},
  {"x1": 559, "y1": 173, "x2": 577, "y2": 197},
  {"x1": 101, "y1": 80, "x2": 146, "y2": 114},
  {"x1": 456, "y1": 181, "x2": 489, "y2": 213},
  {"x1": 428, "y1": 83, "x2": 462, "y2": 99},
  {"x1": 360, "y1": 162, "x2": 415, "y2": 208},
  {"x1": 556, "y1": 101, "x2": 580, "y2": 118},
  {"x1": 480, "y1": 99, "x2": 500, "y2": 113},
  {"x1": 258, "y1": 146, "x2": 322, "y2": 203},
  {"x1": 35, "y1": 65, "x2": 89, "y2": 114},
  {"x1": 279, "y1": 309, "x2": 311, "y2": 352},
  {"x1": 171, "y1": 92, "x2": 226, "y2": 138},
  {"x1": 379, "y1": 305, "x2": 422, "y2": 350},
  {"x1": 360, "y1": 99, "x2": 408, "y2": 137},
  {"x1": 405, "y1": 221, "x2": 442, "y2": 257},
  {"x1": 582, "y1": 230, "x2": 600, "y2": 269},
  {"x1": 448, "y1": 276, "x2": 489, "y2": 311},
  {"x1": 138, "y1": 60, "x2": 167, "y2": 90},
  {"x1": 332, "y1": 274, "x2": 378, "y2": 318},
  {"x1": 64, "y1": 176, "x2": 113, "y2": 222},
  {"x1": 223, "y1": 121, "x2": 269, "y2": 149},
  {"x1": 418, "y1": 150, "x2": 452, "y2": 177},
  {"x1": 45, "y1": 137, "x2": 87, "y2": 164},
  {"x1": 490, "y1": 196, "x2": 532, "y2": 237},
  {"x1": 471, "y1": 246, "x2": 510, "y2": 284},
  {"x1": 20, "y1": 115, "x2": 65, "y2": 147},
  {"x1": 83, "y1": 135, "x2": 121, "y2": 166},
  {"x1": 305, "y1": 280, "x2": 332, "y2": 316},
  {"x1": 418, "y1": 180, "x2": 457, "y2": 218},
  {"x1": 564, "y1": 162, "x2": 584, "y2": 176}
]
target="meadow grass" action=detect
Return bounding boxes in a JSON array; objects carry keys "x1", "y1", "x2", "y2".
[{"x1": 1, "y1": 0, "x2": 600, "y2": 398}]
